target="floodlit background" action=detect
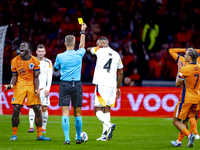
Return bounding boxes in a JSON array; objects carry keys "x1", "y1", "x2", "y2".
[{"x1": 2, "y1": 0, "x2": 200, "y2": 86}]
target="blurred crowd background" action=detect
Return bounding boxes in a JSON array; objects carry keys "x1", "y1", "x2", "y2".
[{"x1": 2, "y1": 0, "x2": 200, "y2": 86}]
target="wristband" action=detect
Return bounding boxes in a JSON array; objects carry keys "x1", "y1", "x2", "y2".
[
  {"x1": 80, "y1": 30, "x2": 85, "y2": 34},
  {"x1": 7, "y1": 84, "x2": 13, "y2": 90},
  {"x1": 34, "y1": 89, "x2": 38, "y2": 94}
]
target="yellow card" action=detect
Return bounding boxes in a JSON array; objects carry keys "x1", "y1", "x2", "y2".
[{"x1": 78, "y1": 18, "x2": 83, "y2": 24}]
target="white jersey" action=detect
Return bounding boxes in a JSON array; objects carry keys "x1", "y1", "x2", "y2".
[
  {"x1": 91, "y1": 47, "x2": 123, "y2": 88},
  {"x1": 39, "y1": 57, "x2": 53, "y2": 91}
]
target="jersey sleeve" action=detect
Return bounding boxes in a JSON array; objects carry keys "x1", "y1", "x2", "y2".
[
  {"x1": 169, "y1": 48, "x2": 185, "y2": 62},
  {"x1": 77, "y1": 48, "x2": 86, "y2": 57},
  {"x1": 54, "y1": 55, "x2": 60, "y2": 70},
  {"x1": 91, "y1": 47, "x2": 101, "y2": 55},
  {"x1": 11, "y1": 58, "x2": 17, "y2": 73},
  {"x1": 34, "y1": 58, "x2": 40, "y2": 71},
  {"x1": 178, "y1": 67, "x2": 188, "y2": 80},
  {"x1": 46, "y1": 60, "x2": 53, "y2": 91},
  {"x1": 178, "y1": 56, "x2": 186, "y2": 64},
  {"x1": 117, "y1": 55, "x2": 123, "y2": 69}
]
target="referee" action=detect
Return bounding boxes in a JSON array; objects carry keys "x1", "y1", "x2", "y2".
[{"x1": 54, "y1": 23, "x2": 87, "y2": 145}]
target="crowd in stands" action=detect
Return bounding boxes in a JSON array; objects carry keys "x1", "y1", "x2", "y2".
[{"x1": 2, "y1": 0, "x2": 200, "y2": 86}]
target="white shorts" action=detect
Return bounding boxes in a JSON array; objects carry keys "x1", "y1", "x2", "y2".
[
  {"x1": 94, "y1": 85, "x2": 116, "y2": 107},
  {"x1": 40, "y1": 90, "x2": 50, "y2": 106}
]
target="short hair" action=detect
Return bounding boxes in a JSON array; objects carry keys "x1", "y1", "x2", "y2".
[
  {"x1": 98, "y1": 37, "x2": 108, "y2": 42},
  {"x1": 20, "y1": 42, "x2": 32, "y2": 51},
  {"x1": 65, "y1": 35, "x2": 75, "y2": 47},
  {"x1": 37, "y1": 44, "x2": 46, "y2": 50},
  {"x1": 186, "y1": 46, "x2": 194, "y2": 51},
  {"x1": 187, "y1": 48, "x2": 198, "y2": 62}
]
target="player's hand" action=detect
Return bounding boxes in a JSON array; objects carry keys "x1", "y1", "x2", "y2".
[
  {"x1": 81, "y1": 23, "x2": 87, "y2": 31},
  {"x1": 34, "y1": 88, "x2": 43, "y2": 97},
  {"x1": 116, "y1": 88, "x2": 121, "y2": 99},
  {"x1": 45, "y1": 90, "x2": 49, "y2": 97},
  {"x1": 3, "y1": 84, "x2": 13, "y2": 91},
  {"x1": 178, "y1": 60, "x2": 184, "y2": 71}
]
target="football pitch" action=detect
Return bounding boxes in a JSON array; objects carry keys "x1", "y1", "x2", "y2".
[{"x1": 0, "y1": 115, "x2": 200, "y2": 150}]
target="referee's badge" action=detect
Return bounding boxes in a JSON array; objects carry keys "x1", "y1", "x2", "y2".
[{"x1": 29, "y1": 63, "x2": 34, "y2": 69}]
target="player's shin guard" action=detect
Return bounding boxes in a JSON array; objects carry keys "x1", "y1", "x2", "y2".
[
  {"x1": 103, "y1": 113, "x2": 110, "y2": 134},
  {"x1": 29, "y1": 108, "x2": 35, "y2": 128},
  {"x1": 181, "y1": 128, "x2": 190, "y2": 137},
  {"x1": 96, "y1": 111, "x2": 111, "y2": 128},
  {"x1": 36, "y1": 127, "x2": 42, "y2": 138},
  {"x1": 189, "y1": 117, "x2": 198, "y2": 135},
  {"x1": 75, "y1": 116, "x2": 82, "y2": 140},
  {"x1": 42, "y1": 110, "x2": 48, "y2": 130},
  {"x1": 12, "y1": 127, "x2": 18, "y2": 135},
  {"x1": 177, "y1": 132, "x2": 184, "y2": 142},
  {"x1": 62, "y1": 116, "x2": 70, "y2": 142}
]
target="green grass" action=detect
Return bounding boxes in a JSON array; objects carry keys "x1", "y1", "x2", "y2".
[{"x1": 0, "y1": 115, "x2": 200, "y2": 150}]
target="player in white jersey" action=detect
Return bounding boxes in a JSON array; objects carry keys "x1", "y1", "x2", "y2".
[
  {"x1": 28, "y1": 44, "x2": 53, "y2": 133},
  {"x1": 87, "y1": 37, "x2": 123, "y2": 141}
]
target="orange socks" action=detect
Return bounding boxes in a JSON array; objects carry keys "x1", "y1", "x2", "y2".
[
  {"x1": 37, "y1": 127, "x2": 42, "y2": 138},
  {"x1": 12, "y1": 127, "x2": 18, "y2": 135},
  {"x1": 177, "y1": 132, "x2": 184, "y2": 142},
  {"x1": 181, "y1": 128, "x2": 190, "y2": 137},
  {"x1": 189, "y1": 117, "x2": 198, "y2": 135}
]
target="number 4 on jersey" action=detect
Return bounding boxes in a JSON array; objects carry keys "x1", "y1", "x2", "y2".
[{"x1": 103, "y1": 58, "x2": 112, "y2": 73}]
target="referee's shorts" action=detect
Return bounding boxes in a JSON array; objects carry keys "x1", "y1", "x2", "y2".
[{"x1": 59, "y1": 80, "x2": 82, "y2": 108}]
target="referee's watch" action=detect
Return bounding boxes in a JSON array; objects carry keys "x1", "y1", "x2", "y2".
[{"x1": 80, "y1": 30, "x2": 85, "y2": 34}]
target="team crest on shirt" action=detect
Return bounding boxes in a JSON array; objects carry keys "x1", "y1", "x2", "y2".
[
  {"x1": 29, "y1": 63, "x2": 34, "y2": 69},
  {"x1": 12, "y1": 97, "x2": 15, "y2": 102}
]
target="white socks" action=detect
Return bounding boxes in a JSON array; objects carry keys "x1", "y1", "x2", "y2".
[
  {"x1": 29, "y1": 108, "x2": 48, "y2": 130},
  {"x1": 96, "y1": 111, "x2": 111, "y2": 130},
  {"x1": 103, "y1": 112, "x2": 110, "y2": 134},
  {"x1": 176, "y1": 140, "x2": 181, "y2": 144},
  {"x1": 42, "y1": 110, "x2": 48, "y2": 130},
  {"x1": 29, "y1": 108, "x2": 35, "y2": 128}
]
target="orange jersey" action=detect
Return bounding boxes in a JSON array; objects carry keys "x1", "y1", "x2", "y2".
[
  {"x1": 169, "y1": 48, "x2": 200, "y2": 102},
  {"x1": 169, "y1": 48, "x2": 200, "y2": 64},
  {"x1": 178, "y1": 64, "x2": 200, "y2": 104},
  {"x1": 11, "y1": 55, "x2": 40, "y2": 87}
]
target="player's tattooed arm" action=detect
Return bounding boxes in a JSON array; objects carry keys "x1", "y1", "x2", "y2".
[
  {"x1": 34, "y1": 70, "x2": 41, "y2": 97},
  {"x1": 116, "y1": 68, "x2": 123, "y2": 99},
  {"x1": 3, "y1": 72, "x2": 17, "y2": 91}
]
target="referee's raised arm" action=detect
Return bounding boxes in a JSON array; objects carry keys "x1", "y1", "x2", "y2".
[
  {"x1": 79, "y1": 23, "x2": 87, "y2": 49},
  {"x1": 53, "y1": 21, "x2": 87, "y2": 145}
]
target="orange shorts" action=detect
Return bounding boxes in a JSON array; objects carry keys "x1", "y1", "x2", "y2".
[
  {"x1": 11, "y1": 85, "x2": 41, "y2": 106},
  {"x1": 173, "y1": 101, "x2": 198, "y2": 120}
]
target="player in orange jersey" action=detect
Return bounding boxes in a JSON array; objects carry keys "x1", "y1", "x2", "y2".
[
  {"x1": 171, "y1": 48, "x2": 200, "y2": 147},
  {"x1": 3, "y1": 42, "x2": 52, "y2": 141},
  {"x1": 169, "y1": 47, "x2": 200, "y2": 145}
]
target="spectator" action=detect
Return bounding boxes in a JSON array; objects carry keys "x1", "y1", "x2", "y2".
[
  {"x1": 3, "y1": 0, "x2": 200, "y2": 83},
  {"x1": 142, "y1": 18, "x2": 159, "y2": 54},
  {"x1": 176, "y1": 24, "x2": 192, "y2": 47},
  {"x1": 123, "y1": 68, "x2": 141, "y2": 86}
]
